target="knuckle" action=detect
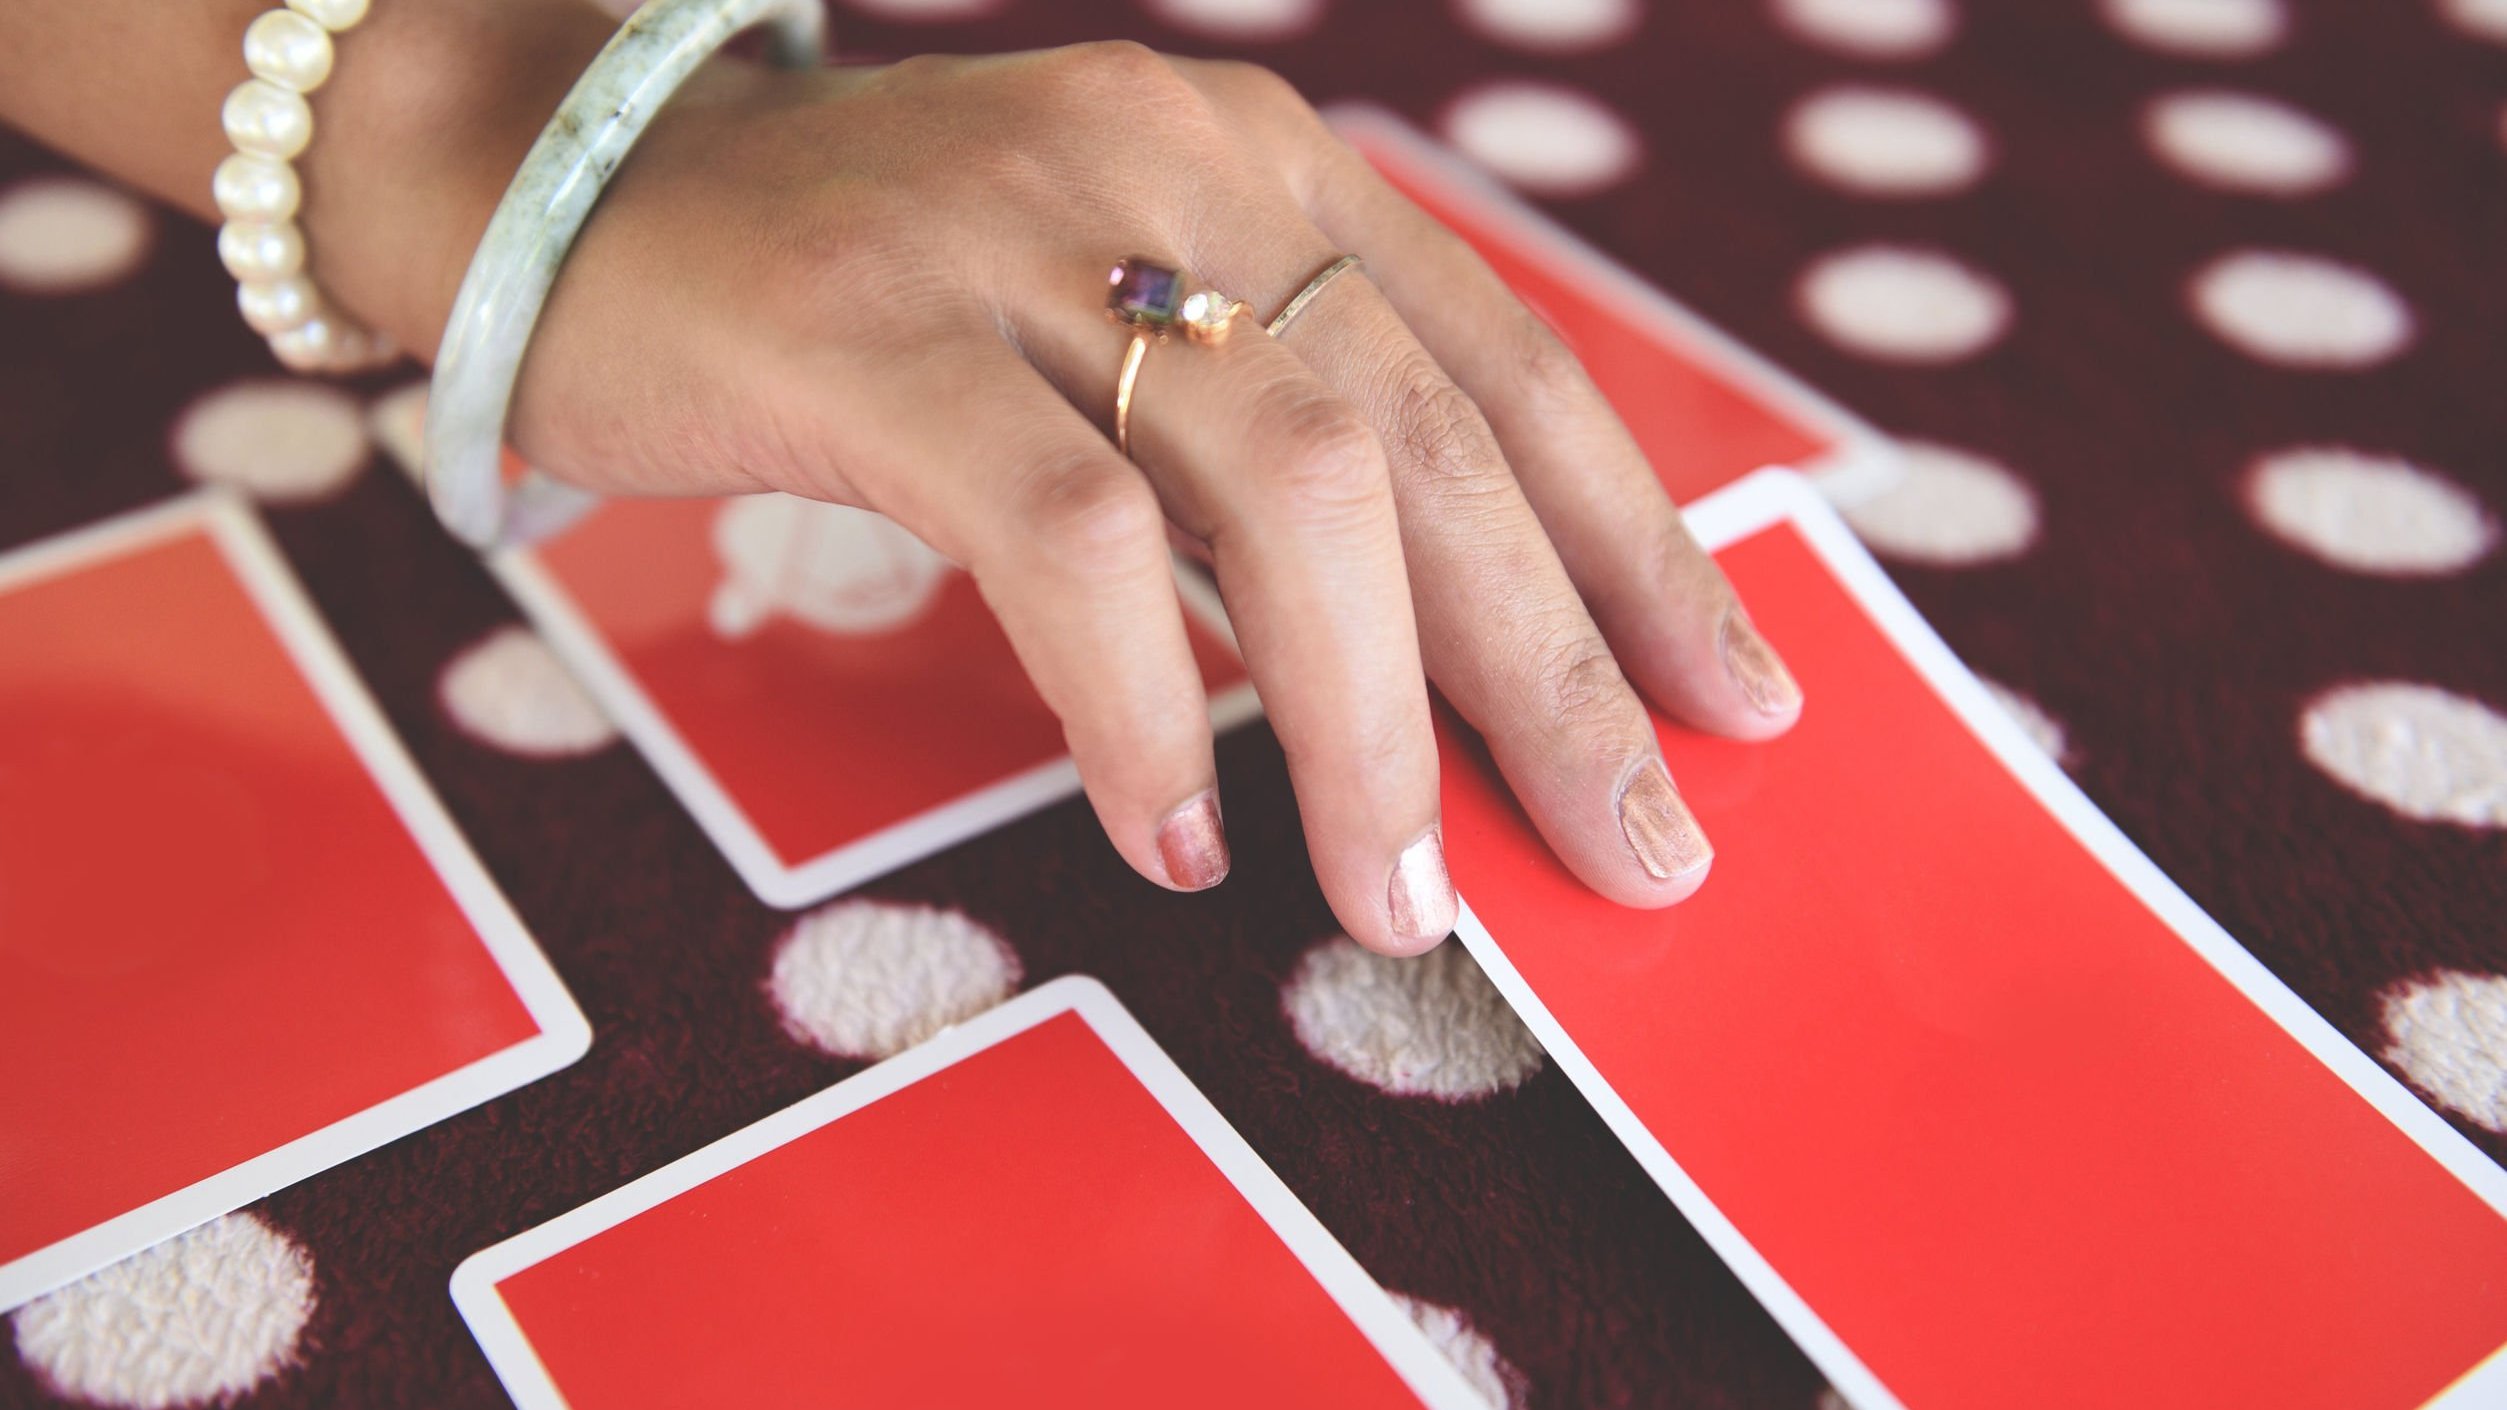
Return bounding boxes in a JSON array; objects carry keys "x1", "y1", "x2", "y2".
[
  {"x1": 1047, "y1": 40, "x2": 1199, "y2": 114},
  {"x1": 1017, "y1": 457, "x2": 1164, "y2": 571},
  {"x1": 1506, "y1": 316, "x2": 1596, "y2": 419},
  {"x1": 1260, "y1": 389, "x2": 1387, "y2": 521},
  {"x1": 1211, "y1": 59, "x2": 1306, "y2": 114},
  {"x1": 1382, "y1": 361, "x2": 1503, "y2": 496},
  {"x1": 1525, "y1": 619, "x2": 1633, "y2": 730}
]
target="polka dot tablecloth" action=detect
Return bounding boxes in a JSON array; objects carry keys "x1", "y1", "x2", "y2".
[{"x1": 4, "y1": 1, "x2": 2504, "y2": 1406}]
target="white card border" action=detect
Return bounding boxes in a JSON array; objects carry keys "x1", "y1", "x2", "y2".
[
  {"x1": 490, "y1": 513, "x2": 1260, "y2": 911},
  {"x1": 0, "y1": 491, "x2": 592, "y2": 1313},
  {"x1": 451, "y1": 974, "x2": 1487, "y2": 1410},
  {"x1": 1447, "y1": 467, "x2": 2507, "y2": 1410},
  {"x1": 1324, "y1": 105, "x2": 1905, "y2": 510}
]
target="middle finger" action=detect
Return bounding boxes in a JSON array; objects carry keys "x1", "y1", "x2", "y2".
[
  {"x1": 1264, "y1": 269, "x2": 1715, "y2": 906},
  {"x1": 1017, "y1": 252, "x2": 1455, "y2": 955}
]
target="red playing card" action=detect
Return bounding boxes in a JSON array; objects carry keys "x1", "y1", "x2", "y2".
[
  {"x1": 496, "y1": 494, "x2": 1256, "y2": 908},
  {"x1": 1336, "y1": 107, "x2": 1898, "y2": 508},
  {"x1": 0, "y1": 494, "x2": 587, "y2": 1311},
  {"x1": 1440, "y1": 471, "x2": 2507, "y2": 1410},
  {"x1": 453, "y1": 978, "x2": 1482, "y2": 1409}
]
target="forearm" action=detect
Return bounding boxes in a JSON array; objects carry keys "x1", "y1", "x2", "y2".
[{"x1": 0, "y1": 0, "x2": 615, "y2": 356}]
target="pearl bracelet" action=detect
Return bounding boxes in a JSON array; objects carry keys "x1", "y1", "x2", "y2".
[
  {"x1": 423, "y1": 0, "x2": 824, "y2": 548},
  {"x1": 214, "y1": 0, "x2": 397, "y2": 374}
]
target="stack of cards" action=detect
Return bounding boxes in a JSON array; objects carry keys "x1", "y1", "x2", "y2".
[{"x1": 0, "y1": 493, "x2": 589, "y2": 1313}]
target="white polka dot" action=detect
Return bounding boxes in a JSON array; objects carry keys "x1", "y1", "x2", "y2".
[
  {"x1": 844, "y1": 0, "x2": 1003, "y2": 19},
  {"x1": 769, "y1": 900, "x2": 1021, "y2": 1061},
  {"x1": 1282, "y1": 935, "x2": 1543, "y2": 1101},
  {"x1": 1456, "y1": 0, "x2": 1637, "y2": 51},
  {"x1": 1842, "y1": 441, "x2": 2038, "y2": 565},
  {"x1": 2440, "y1": 0, "x2": 2507, "y2": 44},
  {"x1": 1389, "y1": 1294, "x2": 1526, "y2": 1409},
  {"x1": 2144, "y1": 91, "x2": 2350, "y2": 196},
  {"x1": 170, "y1": 380, "x2": 369, "y2": 502},
  {"x1": 365, "y1": 380, "x2": 429, "y2": 487},
  {"x1": 2101, "y1": 0, "x2": 2286, "y2": 57},
  {"x1": 0, "y1": 177, "x2": 153, "y2": 295},
  {"x1": 709, "y1": 495, "x2": 954, "y2": 639},
  {"x1": 2381, "y1": 970, "x2": 2507, "y2": 1132},
  {"x1": 1981, "y1": 678, "x2": 2072, "y2": 763},
  {"x1": 2189, "y1": 250, "x2": 2414, "y2": 370},
  {"x1": 438, "y1": 626, "x2": 617, "y2": 758},
  {"x1": 1770, "y1": 0, "x2": 1956, "y2": 58},
  {"x1": 1787, "y1": 88, "x2": 1989, "y2": 198},
  {"x1": 1798, "y1": 246, "x2": 2012, "y2": 364},
  {"x1": 2301, "y1": 683, "x2": 2507, "y2": 828},
  {"x1": 2246, "y1": 447, "x2": 2498, "y2": 576},
  {"x1": 13, "y1": 1213, "x2": 313, "y2": 1409},
  {"x1": 1441, "y1": 82, "x2": 1643, "y2": 198},
  {"x1": 1143, "y1": 0, "x2": 1323, "y2": 41}
]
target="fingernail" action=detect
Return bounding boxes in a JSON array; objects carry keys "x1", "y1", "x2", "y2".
[
  {"x1": 1619, "y1": 758, "x2": 1712, "y2": 881},
  {"x1": 1720, "y1": 607, "x2": 1802, "y2": 718},
  {"x1": 1386, "y1": 825, "x2": 1458, "y2": 947},
  {"x1": 1155, "y1": 790, "x2": 1230, "y2": 891}
]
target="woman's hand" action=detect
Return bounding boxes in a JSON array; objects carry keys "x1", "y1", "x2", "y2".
[
  {"x1": 478, "y1": 40, "x2": 1801, "y2": 954},
  {"x1": 0, "y1": 0, "x2": 1801, "y2": 954}
]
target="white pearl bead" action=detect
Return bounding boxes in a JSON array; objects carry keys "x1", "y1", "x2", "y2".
[
  {"x1": 218, "y1": 219, "x2": 305, "y2": 281},
  {"x1": 212, "y1": 152, "x2": 300, "y2": 222},
  {"x1": 245, "y1": 9, "x2": 334, "y2": 92},
  {"x1": 222, "y1": 78, "x2": 312, "y2": 159},
  {"x1": 237, "y1": 274, "x2": 318, "y2": 333},
  {"x1": 269, "y1": 313, "x2": 342, "y2": 371},
  {"x1": 286, "y1": 0, "x2": 370, "y2": 33}
]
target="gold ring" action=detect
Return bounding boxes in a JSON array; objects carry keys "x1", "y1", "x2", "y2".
[
  {"x1": 1106, "y1": 255, "x2": 1251, "y2": 457},
  {"x1": 1266, "y1": 253, "x2": 1363, "y2": 339},
  {"x1": 1114, "y1": 329, "x2": 1151, "y2": 457}
]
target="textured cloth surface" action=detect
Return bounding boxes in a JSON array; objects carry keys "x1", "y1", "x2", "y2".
[{"x1": 5, "y1": 1, "x2": 2505, "y2": 1406}]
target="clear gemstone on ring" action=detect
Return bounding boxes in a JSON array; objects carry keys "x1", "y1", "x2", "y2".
[{"x1": 1181, "y1": 290, "x2": 1236, "y2": 333}]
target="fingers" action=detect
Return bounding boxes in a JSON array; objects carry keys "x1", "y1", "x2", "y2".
[
  {"x1": 1192, "y1": 60, "x2": 1803, "y2": 742},
  {"x1": 1315, "y1": 149, "x2": 1802, "y2": 739},
  {"x1": 1015, "y1": 264, "x2": 1452, "y2": 955},
  {"x1": 792, "y1": 332, "x2": 1232, "y2": 894},
  {"x1": 1268, "y1": 276, "x2": 1713, "y2": 907}
]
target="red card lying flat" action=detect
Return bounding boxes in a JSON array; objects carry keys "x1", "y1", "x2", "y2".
[
  {"x1": 1441, "y1": 471, "x2": 2507, "y2": 1410},
  {"x1": 491, "y1": 494, "x2": 1256, "y2": 908},
  {"x1": 452, "y1": 977, "x2": 1482, "y2": 1409},
  {"x1": 0, "y1": 493, "x2": 588, "y2": 1311},
  {"x1": 1335, "y1": 107, "x2": 1899, "y2": 508}
]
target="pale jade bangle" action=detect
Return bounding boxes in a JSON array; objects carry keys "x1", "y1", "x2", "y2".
[
  {"x1": 423, "y1": 0, "x2": 825, "y2": 549},
  {"x1": 215, "y1": 0, "x2": 398, "y2": 374}
]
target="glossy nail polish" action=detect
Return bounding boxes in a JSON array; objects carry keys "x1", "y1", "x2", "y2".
[
  {"x1": 1386, "y1": 826, "x2": 1458, "y2": 947},
  {"x1": 1619, "y1": 758, "x2": 1712, "y2": 881},
  {"x1": 1720, "y1": 606, "x2": 1802, "y2": 718},
  {"x1": 1156, "y1": 790, "x2": 1230, "y2": 891}
]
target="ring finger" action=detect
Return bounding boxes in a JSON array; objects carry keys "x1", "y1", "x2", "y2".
[{"x1": 1016, "y1": 251, "x2": 1454, "y2": 955}]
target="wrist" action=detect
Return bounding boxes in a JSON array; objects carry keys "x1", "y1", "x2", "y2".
[{"x1": 297, "y1": 0, "x2": 615, "y2": 360}]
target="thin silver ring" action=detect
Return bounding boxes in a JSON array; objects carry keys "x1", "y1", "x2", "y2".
[{"x1": 1265, "y1": 253, "x2": 1364, "y2": 340}]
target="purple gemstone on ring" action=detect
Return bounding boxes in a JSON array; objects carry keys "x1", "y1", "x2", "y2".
[{"x1": 1108, "y1": 257, "x2": 1182, "y2": 325}]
